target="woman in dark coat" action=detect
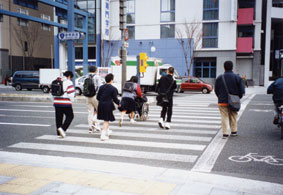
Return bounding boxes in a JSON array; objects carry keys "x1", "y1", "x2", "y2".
[{"x1": 96, "y1": 73, "x2": 120, "y2": 141}]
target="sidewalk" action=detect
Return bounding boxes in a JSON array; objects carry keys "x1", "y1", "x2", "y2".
[
  {"x1": 0, "y1": 85, "x2": 268, "y2": 103},
  {"x1": 0, "y1": 151, "x2": 283, "y2": 195}
]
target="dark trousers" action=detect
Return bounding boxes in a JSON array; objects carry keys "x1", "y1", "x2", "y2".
[
  {"x1": 160, "y1": 98, "x2": 173, "y2": 122},
  {"x1": 55, "y1": 106, "x2": 74, "y2": 135}
]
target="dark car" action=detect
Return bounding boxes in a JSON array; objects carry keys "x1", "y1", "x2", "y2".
[
  {"x1": 181, "y1": 76, "x2": 213, "y2": 94},
  {"x1": 12, "y1": 71, "x2": 40, "y2": 91}
]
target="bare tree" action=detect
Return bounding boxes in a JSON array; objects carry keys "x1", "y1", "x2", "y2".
[
  {"x1": 176, "y1": 20, "x2": 202, "y2": 76},
  {"x1": 13, "y1": 22, "x2": 41, "y2": 68},
  {"x1": 103, "y1": 27, "x2": 119, "y2": 67}
]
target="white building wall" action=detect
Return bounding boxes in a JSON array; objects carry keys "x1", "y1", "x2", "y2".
[{"x1": 135, "y1": 0, "x2": 160, "y2": 40}]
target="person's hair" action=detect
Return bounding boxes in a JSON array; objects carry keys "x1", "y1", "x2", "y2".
[
  {"x1": 88, "y1": 66, "x2": 97, "y2": 73},
  {"x1": 130, "y1": 76, "x2": 138, "y2": 83},
  {"x1": 224, "y1": 61, "x2": 233, "y2": 71},
  {"x1": 105, "y1": 73, "x2": 114, "y2": 83},
  {"x1": 63, "y1": 71, "x2": 74, "y2": 78},
  {"x1": 168, "y1": 67, "x2": 174, "y2": 74}
]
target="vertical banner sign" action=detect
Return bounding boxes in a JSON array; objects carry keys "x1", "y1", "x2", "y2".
[{"x1": 102, "y1": 0, "x2": 110, "y2": 40}]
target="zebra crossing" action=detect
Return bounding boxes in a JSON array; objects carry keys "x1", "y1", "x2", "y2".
[{"x1": 7, "y1": 93, "x2": 222, "y2": 169}]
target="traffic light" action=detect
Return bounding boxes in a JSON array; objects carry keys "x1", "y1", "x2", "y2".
[
  {"x1": 139, "y1": 53, "x2": 149, "y2": 73},
  {"x1": 119, "y1": 0, "x2": 126, "y2": 31}
]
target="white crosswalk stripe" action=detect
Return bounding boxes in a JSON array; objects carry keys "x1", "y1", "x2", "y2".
[{"x1": 6, "y1": 94, "x2": 222, "y2": 169}]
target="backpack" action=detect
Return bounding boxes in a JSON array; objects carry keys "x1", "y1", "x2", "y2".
[
  {"x1": 83, "y1": 75, "x2": 96, "y2": 97},
  {"x1": 51, "y1": 77, "x2": 64, "y2": 96},
  {"x1": 123, "y1": 81, "x2": 135, "y2": 93}
]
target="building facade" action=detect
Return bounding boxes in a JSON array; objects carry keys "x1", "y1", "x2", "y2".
[
  {"x1": 106, "y1": 0, "x2": 281, "y2": 86},
  {"x1": 0, "y1": 0, "x2": 54, "y2": 82}
]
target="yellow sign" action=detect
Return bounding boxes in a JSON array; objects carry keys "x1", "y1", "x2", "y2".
[{"x1": 139, "y1": 53, "x2": 149, "y2": 73}]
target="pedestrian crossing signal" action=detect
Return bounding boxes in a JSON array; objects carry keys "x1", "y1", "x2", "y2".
[{"x1": 139, "y1": 53, "x2": 149, "y2": 73}]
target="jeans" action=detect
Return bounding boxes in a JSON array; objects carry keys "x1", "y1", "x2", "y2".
[
  {"x1": 160, "y1": 98, "x2": 173, "y2": 122},
  {"x1": 55, "y1": 106, "x2": 74, "y2": 135}
]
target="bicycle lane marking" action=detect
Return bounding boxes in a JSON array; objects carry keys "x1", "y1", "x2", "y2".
[
  {"x1": 228, "y1": 153, "x2": 283, "y2": 166},
  {"x1": 191, "y1": 94, "x2": 256, "y2": 173}
]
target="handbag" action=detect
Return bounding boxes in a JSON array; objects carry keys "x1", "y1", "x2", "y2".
[
  {"x1": 222, "y1": 74, "x2": 241, "y2": 112},
  {"x1": 156, "y1": 79, "x2": 174, "y2": 107}
]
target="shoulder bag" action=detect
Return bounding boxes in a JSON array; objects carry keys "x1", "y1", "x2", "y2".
[{"x1": 222, "y1": 74, "x2": 241, "y2": 112}]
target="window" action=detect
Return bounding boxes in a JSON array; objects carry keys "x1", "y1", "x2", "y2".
[
  {"x1": 75, "y1": 47, "x2": 96, "y2": 60},
  {"x1": 238, "y1": 26, "x2": 254, "y2": 37},
  {"x1": 194, "y1": 59, "x2": 216, "y2": 78},
  {"x1": 14, "y1": 0, "x2": 38, "y2": 10},
  {"x1": 17, "y1": 8, "x2": 28, "y2": 26},
  {"x1": 203, "y1": 0, "x2": 219, "y2": 20},
  {"x1": 161, "y1": 0, "x2": 175, "y2": 22},
  {"x1": 273, "y1": 0, "x2": 283, "y2": 8},
  {"x1": 161, "y1": 24, "x2": 175, "y2": 38},
  {"x1": 202, "y1": 23, "x2": 218, "y2": 48},
  {"x1": 126, "y1": 0, "x2": 135, "y2": 24},
  {"x1": 127, "y1": 26, "x2": 135, "y2": 39},
  {"x1": 238, "y1": 0, "x2": 255, "y2": 8},
  {"x1": 41, "y1": 14, "x2": 51, "y2": 31},
  {"x1": 0, "y1": 4, "x2": 3, "y2": 22}
]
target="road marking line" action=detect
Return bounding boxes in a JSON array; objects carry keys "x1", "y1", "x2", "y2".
[
  {"x1": 191, "y1": 94, "x2": 256, "y2": 173},
  {"x1": 0, "y1": 122, "x2": 50, "y2": 127},
  {"x1": 76, "y1": 123, "x2": 220, "y2": 129},
  {"x1": 9, "y1": 142, "x2": 199, "y2": 163},
  {"x1": 67, "y1": 129, "x2": 212, "y2": 142},
  {"x1": 70, "y1": 127, "x2": 217, "y2": 135},
  {"x1": 113, "y1": 113, "x2": 221, "y2": 119},
  {"x1": 0, "y1": 114, "x2": 53, "y2": 119}
]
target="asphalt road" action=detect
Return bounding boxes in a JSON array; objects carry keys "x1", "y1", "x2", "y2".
[
  {"x1": 1, "y1": 89, "x2": 282, "y2": 185},
  {"x1": 213, "y1": 94, "x2": 283, "y2": 184}
]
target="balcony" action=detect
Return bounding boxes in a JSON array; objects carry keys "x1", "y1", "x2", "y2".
[
  {"x1": 236, "y1": 37, "x2": 253, "y2": 54},
  {"x1": 237, "y1": 8, "x2": 254, "y2": 25}
]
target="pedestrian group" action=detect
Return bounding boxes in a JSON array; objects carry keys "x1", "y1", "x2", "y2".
[{"x1": 52, "y1": 61, "x2": 246, "y2": 141}]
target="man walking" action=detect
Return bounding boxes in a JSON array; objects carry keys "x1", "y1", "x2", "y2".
[
  {"x1": 267, "y1": 77, "x2": 283, "y2": 124},
  {"x1": 84, "y1": 66, "x2": 103, "y2": 133},
  {"x1": 52, "y1": 71, "x2": 75, "y2": 138},
  {"x1": 157, "y1": 67, "x2": 177, "y2": 129},
  {"x1": 215, "y1": 61, "x2": 245, "y2": 138}
]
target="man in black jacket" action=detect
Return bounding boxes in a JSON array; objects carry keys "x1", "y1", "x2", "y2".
[
  {"x1": 267, "y1": 78, "x2": 283, "y2": 124},
  {"x1": 215, "y1": 61, "x2": 245, "y2": 138},
  {"x1": 157, "y1": 67, "x2": 177, "y2": 129}
]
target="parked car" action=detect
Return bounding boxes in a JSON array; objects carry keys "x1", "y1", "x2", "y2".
[
  {"x1": 75, "y1": 75, "x2": 106, "y2": 95},
  {"x1": 12, "y1": 71, "x2": 40, "y2": 91},
  {"x1": 181, "y1": 76, "x2": 213, "y2": 94},
  {"x1": 75, "y1": 76, "x2": 86, "y2": 95}
]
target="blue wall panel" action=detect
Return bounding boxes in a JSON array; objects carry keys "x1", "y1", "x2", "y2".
[{"x1": 103, "y1": 38, "x2": 192, "y2": 77}]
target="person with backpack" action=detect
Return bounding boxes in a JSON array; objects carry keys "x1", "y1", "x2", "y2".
[
  {"x1": 215, "y1": 61, "x2": 245, "y2": 139},
  {"x1": 118, "y1": 76, "x2": 142, "y2": 126},
  {"x1": 83, "y1": 66, "x2": 103, "y2": 133},
  {"x1": 96, "y1": 73, "x2": 120, "y2": 141},
  {"x1": 157, "y1": 67, "x2": 177, "y2": 130},
  {"x1": 51, "y1": 71, "x2": 75, "y2": 138}
]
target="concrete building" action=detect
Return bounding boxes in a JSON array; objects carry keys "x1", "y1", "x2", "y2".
[
  {"x1": 106, "y1": 0, "x2": 282, "y2": 86},
  {"x1": 0, "y1": 0, "x2": 54, "y2": 82}
]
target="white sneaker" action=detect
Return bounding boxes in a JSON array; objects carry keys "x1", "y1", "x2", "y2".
[
  {"x1": 94, "y1": 123, "x2": 101, "y2": 132},
  {"x1": 130, "y1": 119, "x2": 136, "y2": 124},
  {"x1": 106, "y1": 129, "x2": 112, "y2": 137},
  {"x1": 164, "y1": 122, "x2": 170, "y2": 130},
  {"x1": 58, "y1": 127, "x2": 66, "y2": 138},
  {"x1": 158, "y1": 118, "x2": 164, "y2": 129},
  {"x1": 100, "y1": 131, "x2": 109, "y2": 141}
]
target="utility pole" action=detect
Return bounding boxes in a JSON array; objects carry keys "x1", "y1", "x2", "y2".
[
  {"x1": 119, "y1": 0, "x2": 127, "y2": 93},
  {"x1": 67, "y1": 0, "x2": 75, "y2": 84}
]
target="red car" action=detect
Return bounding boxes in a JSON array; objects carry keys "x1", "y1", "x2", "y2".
[{"x1": 181, "y1": 77, "x2": 213, "y2": 94}]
